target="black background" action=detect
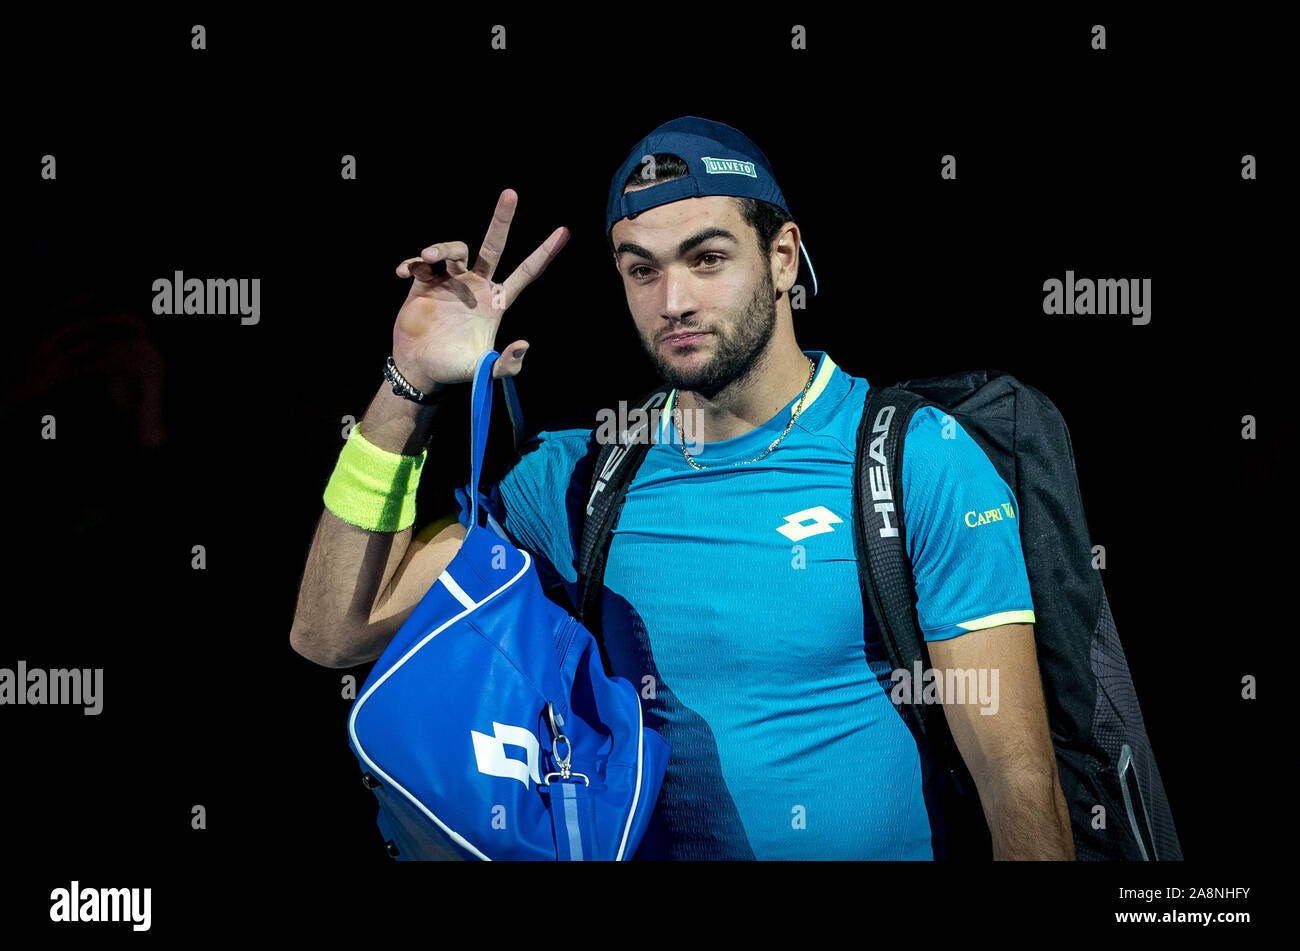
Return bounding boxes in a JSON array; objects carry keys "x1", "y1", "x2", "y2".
[{"x1": 7, "y1": 9, "x2": 1288, "y2": 938}]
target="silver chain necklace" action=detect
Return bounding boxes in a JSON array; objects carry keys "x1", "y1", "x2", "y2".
[{"x1": 672, "y1": 356, "x2": 817, "y2": 470}]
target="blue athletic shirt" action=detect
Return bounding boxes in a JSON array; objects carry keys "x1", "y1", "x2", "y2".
[{"x1": 481, "y1": 350, "x2": 1035, "y2": 859}]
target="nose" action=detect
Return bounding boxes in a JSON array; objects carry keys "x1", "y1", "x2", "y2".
[{"x1": 661, "y1": 265, "x2": 697, "y2": 323}]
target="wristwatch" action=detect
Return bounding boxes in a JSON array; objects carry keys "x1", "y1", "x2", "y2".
[{"x1": 384, "y1": 356, "x2": 453, "y2": 406}]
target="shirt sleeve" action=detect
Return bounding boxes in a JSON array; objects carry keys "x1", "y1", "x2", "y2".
[
  {"x1": 480, "y1": 426, "x2": 596, "y2": 605},
  {"x1": 901, "y1": 406, "x2": 1036, "y2": 641}
]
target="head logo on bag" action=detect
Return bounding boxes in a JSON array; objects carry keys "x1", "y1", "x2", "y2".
[{"x1": 866, "y1": 403, "x2": 899, "y2": 539}]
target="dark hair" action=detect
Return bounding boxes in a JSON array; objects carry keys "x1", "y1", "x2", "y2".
[{"x1": 606, "y1": 153, "x2": 793, "y2": 295}]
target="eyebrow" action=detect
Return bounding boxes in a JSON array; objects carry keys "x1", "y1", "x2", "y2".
[{"x1": 614, "y1": 227, "x2": 740, "y2": 263}]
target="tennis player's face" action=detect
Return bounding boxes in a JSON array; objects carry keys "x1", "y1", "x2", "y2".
[{"x1": 612, "y1": 195, "x2": 777, "y2": 399}]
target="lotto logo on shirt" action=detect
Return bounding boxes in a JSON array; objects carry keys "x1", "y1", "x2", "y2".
[{"x1": 964, "y1": 502, "x2": 1016, "y2": 528}]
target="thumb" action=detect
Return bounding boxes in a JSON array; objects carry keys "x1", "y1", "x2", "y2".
[{"x1": 492, "y1": 340, "x2": 529, "y2": 378}]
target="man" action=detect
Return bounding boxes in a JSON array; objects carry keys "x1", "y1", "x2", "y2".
[{"x1": 290, "y1": 116, "x2": 1075, "y2": 861}]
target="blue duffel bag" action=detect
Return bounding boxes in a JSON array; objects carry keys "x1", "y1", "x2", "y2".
[{"x1": 348, "y1": 349, "x2": 670, "y2": 860}]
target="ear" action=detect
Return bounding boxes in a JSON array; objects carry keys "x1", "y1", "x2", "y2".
[{"x1": 771, "y1": 221, "x2": 801, "y2": 295}]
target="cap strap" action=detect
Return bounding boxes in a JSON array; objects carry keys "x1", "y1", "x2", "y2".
[{"x1": 619, "y1": 176, "x2": 701, "y2": 219}]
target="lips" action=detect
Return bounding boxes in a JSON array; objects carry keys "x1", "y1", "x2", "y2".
[{"x1": 664, "y1": 331, "x2": 709, "y2": 344}]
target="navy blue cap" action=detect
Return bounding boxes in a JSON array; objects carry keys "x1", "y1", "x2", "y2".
[{"x1": 605, "y1": 116, "x2": 818, "y2": 295}]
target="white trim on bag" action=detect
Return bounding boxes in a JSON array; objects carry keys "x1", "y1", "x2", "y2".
[
  {"x1": 616, "y1": 681, "x2": 646, "y2": 861},
  {"x1": 437, "y1": 569, "x2": 478, "y2": 610}
]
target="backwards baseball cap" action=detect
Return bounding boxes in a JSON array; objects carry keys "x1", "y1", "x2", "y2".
[{"x1": 605, "y1": 116, "x2": 818, "y2": 296}]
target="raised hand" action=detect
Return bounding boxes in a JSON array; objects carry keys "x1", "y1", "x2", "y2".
[{"x1": 391, "y1": 189, "x2": 568, "y2": 390}]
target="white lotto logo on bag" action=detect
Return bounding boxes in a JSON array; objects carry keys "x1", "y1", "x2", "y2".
[{"x1": 471, "y1": 721, "x2": 541, "y2": 788}]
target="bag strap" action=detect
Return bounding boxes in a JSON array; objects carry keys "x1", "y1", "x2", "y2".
[
  {"x1": 462, "y1": 350, "x2": 519, "y2": 544},
  {"x1": 545, "y1": 779, "x2": 598, "y2": 861},
  {"x1": 853, "y1": 385, "x2": 935, "y2": 740},
  {"x1": 854, "y1": 384, "x2": 985, "y2": 808},
  {"x1": 576, "y1": 385, "x2": 673, "y2": 649}
]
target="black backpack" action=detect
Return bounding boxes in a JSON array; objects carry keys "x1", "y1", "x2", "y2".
[{"x1": 572, "y1": 369, "x2": 1182, "y2": 861}]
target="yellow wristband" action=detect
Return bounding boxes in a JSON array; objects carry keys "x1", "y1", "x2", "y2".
[{"x1": 323, "y1": 422, "x2": 427, "y2": 532}]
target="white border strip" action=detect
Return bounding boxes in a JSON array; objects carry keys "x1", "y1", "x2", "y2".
[
  {"x1": 438, "y1": 570, "x2": 477, "y2": 610},
  {"x1": 615, "y1": 685, "x2": 645, "y2": 861}
]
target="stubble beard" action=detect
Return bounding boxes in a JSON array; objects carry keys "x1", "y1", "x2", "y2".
[{"x1": 641, "y1": 267, "x2": 778, "y2": 401}]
